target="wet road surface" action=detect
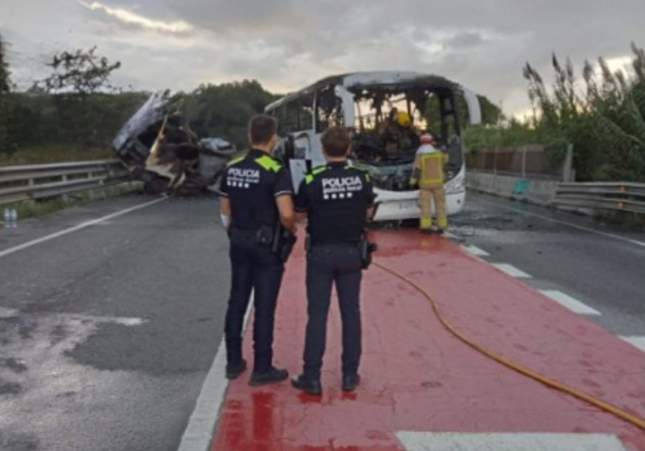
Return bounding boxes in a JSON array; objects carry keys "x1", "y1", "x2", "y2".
[{"x1": 451, "y1": 191, "x2": 645, "y2": 337}]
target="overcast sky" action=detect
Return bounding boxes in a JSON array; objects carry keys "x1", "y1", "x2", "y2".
[{"x1": 1, "y1": 0, "x2": 644, "y2": 117}]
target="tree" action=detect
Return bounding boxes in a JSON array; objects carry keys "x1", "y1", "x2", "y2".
[
  {"x1": 0, "y1": 33, "x2": 13, "y2": 153},
  {"x1": 32, "y1": 47, "x2": 123, "y2": 147},
  {"x1": 0, "y1": 33, "x2": 10, "y2": 94},
  {"x1": 182, "y1": 80, "x2": 278, "y2": 148},
  {"x1": 36, "y1": 47, "x2": 121, "y2": 95},
  {"x1": 521, "y1": 44, "x2": 645, "y2": 181}
]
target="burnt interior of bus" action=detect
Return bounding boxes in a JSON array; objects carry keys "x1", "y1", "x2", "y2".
[{"x1": 316, "y1": 84, "x2": 464, "y2": 191}]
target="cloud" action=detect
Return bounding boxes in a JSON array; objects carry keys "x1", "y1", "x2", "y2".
[
  {"x1": 2, "y1": 0, "x2": 645, "y2": 116},
  {"x1": 78, "y1": 1, "x2": 194, "y2": 34},
  {"x1": 446, "y1": 31, "x2": 485, "y2": 49}
]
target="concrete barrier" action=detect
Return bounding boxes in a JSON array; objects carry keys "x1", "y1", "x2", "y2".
[{"x1": 466, "y1": 170, "x2": 560, "y2": 205}]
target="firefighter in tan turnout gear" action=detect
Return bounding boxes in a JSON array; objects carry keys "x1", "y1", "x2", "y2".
[{"x1": 410, "y1": 133, "x2": 449, "y2": 233}]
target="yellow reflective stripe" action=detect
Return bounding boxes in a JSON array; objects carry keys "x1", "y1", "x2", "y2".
[
  {"x1": 312, "y1": 166, "x2": 327, "y2": 175},
  {"x1": 226, "y1": 155, "x2": 245, "y2": 167},
  {"x1": 255, "y1": 155, "x2": 282, "y2": 172},
  {"x1": 306, "y1": 165, "x2": 328, "y2": 184}
]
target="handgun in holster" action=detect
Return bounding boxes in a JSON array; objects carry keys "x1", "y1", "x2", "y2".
[
  {"x1": 271, "y1": 222, "x2": 297, "y2": 263},
  {"x1": 359, "y1": 233, "x2": 378, "y2": 269}
]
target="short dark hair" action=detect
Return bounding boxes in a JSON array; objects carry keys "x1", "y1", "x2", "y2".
[
  {"x1": 248, "y1": 114, "x2": 278, "y2": 145},
  {"x1": 321, "y1": 127, "x2": 351, "y2": 157}
]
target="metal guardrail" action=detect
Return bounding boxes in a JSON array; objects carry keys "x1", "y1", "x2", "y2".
[
  {"x1": 553, "y1": 182, "x2": 645, "y2": 214},
  {"x1": 0, "y1": 160, "x2": 131, "y2": 206}
]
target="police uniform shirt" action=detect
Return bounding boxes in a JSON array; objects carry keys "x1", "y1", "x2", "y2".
[
  {"x1": 220, "y1": 149, "x2": 293, "y2": 230},
  {"x1": 296, "y1": 162, "x2": 375, "y2": 245}
]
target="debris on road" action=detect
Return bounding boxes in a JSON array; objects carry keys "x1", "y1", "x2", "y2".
[{"x1": 112, "y1": 91, "x2": 237, "y2": 195}]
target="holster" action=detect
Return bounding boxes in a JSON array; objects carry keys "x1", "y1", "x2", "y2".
[
  {"x1": 271, "y1": 224, "x2": 297, "y2": 263},
  {"x1": 359, "y1": 236, "x2": 378, "y2": 269},
  {"x1": 255, "y1": 224, "x2": 274, "y2": 247}
]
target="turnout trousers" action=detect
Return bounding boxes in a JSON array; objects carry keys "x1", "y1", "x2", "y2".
[
  {"x1": 224, "y1": 229, "x2": 284, "y2": 373},
  {"x1": 303, "y1": 244, "x2": 363, "y2": 380},
  {"x1": 419, "y1": 186, "x2": 447, "y2": 230}
]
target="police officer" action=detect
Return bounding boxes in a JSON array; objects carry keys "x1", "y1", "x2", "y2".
[
  {"x1": 219, "y1": 114, "x2": 296, "y2": 385},
  {"x1": 291, "y1": 127, "x2": 375, "y2": 396}
]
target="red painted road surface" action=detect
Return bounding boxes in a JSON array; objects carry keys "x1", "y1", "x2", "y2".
[{"x1": 212, "y1": 230, "x2": 645, "y2": 450}]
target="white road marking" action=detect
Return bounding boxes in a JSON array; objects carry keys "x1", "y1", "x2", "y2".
[
  {"x1": 0, "y1": 306, "x2": 18, "y2": 319},
  {"x1": 463, "y1": 244, "x2": 490, "y2": 257},
  {"x1": 396, "y1": 432, "x2": 627, "y2": 451},
  {"x1": 476, "y1": 196, "x2": 645, "y2": 248},
  {"x1": 619, "y1": 336, "x2": 645, "y2": 352},
  {"x1": 0, "y1": 196, "x2": 167, "y2": 259},
  {"x1": 491, "y1": 263, "x2": 532, "y2": 278},
  {"x1": 539, "y1": 290, "x2": 601, "y2": 315},
  {"x1": 177, "y1": 300, "x2": 252, "y2": 451}
]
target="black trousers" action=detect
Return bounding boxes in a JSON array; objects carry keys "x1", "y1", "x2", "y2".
[
  {"x1": 304, "y1": 244, "x2": 363, "y2": 379},
  {"x1": 225, "y1": 230, "x2": 284, "y2": 373}
]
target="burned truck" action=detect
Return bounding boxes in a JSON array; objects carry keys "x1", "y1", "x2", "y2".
[{"x1": 112, "y1": 91, "x2": 237, "y2": 195}]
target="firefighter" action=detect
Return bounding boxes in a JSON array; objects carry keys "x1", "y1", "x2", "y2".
[
  {"x1": 382, "y1": 111, "x2": 417, "y2": 158},
  {"x1": 410, "y1": 133, "x2": 449, "y2": 233},
  {"x1": 219, "y1": 114, "x2": 296, "y2": 386},
  {"x1": 291, "y1": 127, "x2": 375, "y2": 396}
]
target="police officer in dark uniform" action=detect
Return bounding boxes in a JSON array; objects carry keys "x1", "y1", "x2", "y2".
[
  {"x1": 219, "y1": 114, "x2": 296, "y2": 386},
  {"x1": 291, "y1": 127, "x2": 375, "y2": 396}
]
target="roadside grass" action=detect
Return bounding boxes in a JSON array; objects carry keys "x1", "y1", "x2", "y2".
[{"x1": 0, "y1": 145, "x2": 115, "y2": 166}]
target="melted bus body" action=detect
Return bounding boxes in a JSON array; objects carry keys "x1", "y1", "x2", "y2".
[{"x1": 265, "y1": 71, "x2": 481, "y2": 221}]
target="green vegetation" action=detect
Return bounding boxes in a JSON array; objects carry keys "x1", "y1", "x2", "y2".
[
  {"x1": 464, "y1": 43, "x2": 645, "y2": 182},
  {"x1": 0, "y1": 33, "x2": 12, "y2": 153},
  {"x1": 0, "y1": 40, "x2": 277, "y2": 162},
  {"x1": 181, "y1": 80, "x2": 278, "y2": 149},
  {"x1": 0, "y1": 144, "x2": 114, "y2": 165}
]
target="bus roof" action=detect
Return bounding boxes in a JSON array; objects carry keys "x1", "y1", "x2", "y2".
[{"x1": 265, "y1": 71, "x2": 460, "y2": 111}]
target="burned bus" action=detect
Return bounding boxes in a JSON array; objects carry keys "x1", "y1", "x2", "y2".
[{"x1": 265, "y1": 71, "x2": 482, "y2": 221}]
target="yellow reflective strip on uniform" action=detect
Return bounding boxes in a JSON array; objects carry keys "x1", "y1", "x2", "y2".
[
  {"x1": 226, "y1": 155, "x2": 245, "y2": 167},
  {"x1": 255, "y1": 155, "x2": 282, "y2": 172},
  {"x1": 312, "y1": 166, "x2": 327, "y2": 175},
  {"x1": 305, "y1": 165, "x2": 328, "y2": 184}
]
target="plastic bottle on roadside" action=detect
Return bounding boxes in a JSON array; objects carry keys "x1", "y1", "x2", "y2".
[
  {"x1": 10, "y1": 208, "x2": 18, "y2": 228},
  {"x1": 3, "y1": 208, "x2": 10, "y2": 228}
]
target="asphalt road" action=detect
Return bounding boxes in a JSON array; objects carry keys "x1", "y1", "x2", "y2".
[
  {"x1": 0, "y1": 191, "x2": 643, "y2": 451},
  {"x1": 451, "y1": 191, "x2": 645, "y2": 337},
  {"x1": 0, "y1": 194, "x2": 230, "y2": 451}
]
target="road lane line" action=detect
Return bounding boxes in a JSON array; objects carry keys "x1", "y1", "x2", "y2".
[
  {"x1": 619, "y1": 336, "x2": 645, "y2": 352},
  {"x1": 0, "y1": 307, "x2": 18, "y2": 318},
  {"x1": 474, "y1": 196, "x2": 645, "y2": 248},
  {"x1": 396, "y1": 432, "x2": 628, "y2": 451},
  {"x1": 463, "y1": 244, "x2": 490, "y2": 257},
  {"x1": 491, "y1": 263, "x2": 532, "y2": 278},
  {"x1": 539, "y1": 290, "x2": 601, "y2": 315},
  {"x1": 0, "y1": 196, "x2": 167, "y2": 259},
  {"x1": 177, "y1": 301, "x2": 252, "y2": 451}
]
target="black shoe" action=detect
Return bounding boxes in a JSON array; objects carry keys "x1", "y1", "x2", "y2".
[
  {"x1": 291, "y1": 374, "x2": 322, "y2": 396},
  {"x1": 225, "y1": 359, "x2": 247, "y2": 380},
  {"x1": 249, "y1": 366, "x2": 289, "y2": 386},
  {"x1": 342, "y1": 374, "x2": 361, "y2": 392}
]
